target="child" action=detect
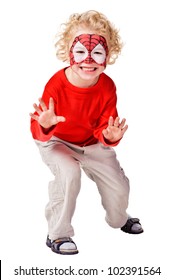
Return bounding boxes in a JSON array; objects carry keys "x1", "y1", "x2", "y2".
[{"x1": 30, "y1": 10, "x2": 143, "y2": 255}]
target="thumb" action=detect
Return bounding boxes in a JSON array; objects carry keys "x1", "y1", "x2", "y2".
[
  {"x1": 56, "y1": 116, "x2": 66, "y2": 123},
  {"x1": 102, "y1": 128, "x2": 108, "y2": 138}
]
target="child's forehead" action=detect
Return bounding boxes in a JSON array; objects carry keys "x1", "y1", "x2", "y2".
[
  {"x1": 73, "y1": 34, "x2": 106, "y2": 43},
  {"x1": 70, "y1": 30, "x2": 108, "y2": 46},
  {"x1": 71, "y1": 28, "x2": 107, "y2": 43}
]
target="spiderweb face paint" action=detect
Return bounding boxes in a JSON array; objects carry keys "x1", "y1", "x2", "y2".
[{"x1": 70, "y1": 34, "x2": 108, "y2": 67}]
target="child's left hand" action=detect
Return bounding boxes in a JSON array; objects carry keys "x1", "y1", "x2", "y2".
[{"x1": 102, "y1": 116, "x2": 128, "y2": 143}]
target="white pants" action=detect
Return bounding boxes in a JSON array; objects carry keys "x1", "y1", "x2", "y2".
[{"x1": 36, "y1": 136, "x2": 129, "y2": 240}]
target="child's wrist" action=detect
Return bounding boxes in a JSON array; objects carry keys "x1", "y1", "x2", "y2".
[{"x1": 41, "y1": 125, "x2": 55, "y2": 134}]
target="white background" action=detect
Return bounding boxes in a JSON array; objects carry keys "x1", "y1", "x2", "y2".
[{"x1": 0, "y1": 0, "x2": 172, "y2": 279}]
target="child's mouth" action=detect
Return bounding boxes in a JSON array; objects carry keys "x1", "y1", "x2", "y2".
[{"x1": 80, "y1": 67, "x2": 97, "y2": 72}]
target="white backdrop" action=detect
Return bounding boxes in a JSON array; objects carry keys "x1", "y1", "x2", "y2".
[{"x1": 0, "y1": 0, "x2": 172, "y2": 279}]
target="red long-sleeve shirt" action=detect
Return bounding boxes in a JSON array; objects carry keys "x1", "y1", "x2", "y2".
[{"x1": 30, "y1": 67, "x2": 119, "y2": 147}]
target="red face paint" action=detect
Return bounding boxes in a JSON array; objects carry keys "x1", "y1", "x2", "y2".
[{"x1": 70, "y1": 34, "x2": 108, "y2": 67}]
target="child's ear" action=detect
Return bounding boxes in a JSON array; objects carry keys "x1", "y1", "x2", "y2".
[{"x1": 106, "y1": 53, "x2": 111, "y2": 64}]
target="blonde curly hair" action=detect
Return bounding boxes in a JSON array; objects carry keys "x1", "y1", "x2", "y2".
[{"x1": 55, "y1": 10, "x2": 123, "y2": 65}]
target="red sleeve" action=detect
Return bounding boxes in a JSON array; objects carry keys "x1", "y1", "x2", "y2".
[
  {"x1": 93, "y1": 83, "x2": 120, "y2": 147},
  {"x1": 30, "y1": 119, "x2": 57, "y2": 141}
]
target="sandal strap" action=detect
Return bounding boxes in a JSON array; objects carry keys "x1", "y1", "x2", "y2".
[
  {"x1": 46, "y1": 236, "x2": 75, "y2": 247},
  {"x1": 54, "y1": 237, "x2": 74, "y2": 244},
  {"x1": 51, "y1": 237, "x2": 77, "y2": 253},
  {"x1": 121, "y1": 218, "x2": 141, "y2": 232}
]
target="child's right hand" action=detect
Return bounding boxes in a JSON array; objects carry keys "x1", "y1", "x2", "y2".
[{"x1": 30, "y1": 97, "x2": 66, "y2": 129}]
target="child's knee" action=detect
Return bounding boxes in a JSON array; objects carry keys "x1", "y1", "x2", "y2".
[{"x1": 105, "y1": 214, "x2": 128, "y2": 229}]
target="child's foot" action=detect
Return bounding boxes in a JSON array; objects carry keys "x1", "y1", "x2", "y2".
[
  {"x1": 46, "y1": 236, "x2": 79, "y2": 255},
  {"x1": 121, "y1": 218, "x2": 144, "y2": 234}
]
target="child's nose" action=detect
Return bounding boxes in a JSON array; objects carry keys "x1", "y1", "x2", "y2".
[{"x1": 83, "y1": 53, "x2": 95, "y2": 64}]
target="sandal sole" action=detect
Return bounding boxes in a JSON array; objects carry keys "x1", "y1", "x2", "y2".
[{"x1": 51, "y1": 247, "x2": 79, "y2": 255}]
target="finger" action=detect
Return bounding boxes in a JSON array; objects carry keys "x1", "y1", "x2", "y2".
[
  {"x1": 108, "y1": 116, "x2": 114, "y2": 126},
  {"x1": 29, "y1": 112, "x2": 39, "y2": 121},
  {"x1": 33, "y1": 103, "x2": 42, "y2": 115},
  {"x1": 114, "y1": 117, "x2": 120, "y2": 127},
  {"x1": 119, "y1": 118, "x2": 126, "y2": 129},
  {"x1": 38, "y1": 98, "x2": 47, "y2": 111},
  {"x1": 49, "y1": 97, "x2": 54, "y2": 112},
  {"x1": 121, "y1": 124, "x2": 128, "y2": 134}
]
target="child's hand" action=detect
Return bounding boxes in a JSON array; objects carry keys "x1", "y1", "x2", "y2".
[
  {"x1": 102, "y1": 116, "x2": 128, "y2": 143},
  {"x1": 30, "y1": 97, "x2": 66, "y2": 129}
]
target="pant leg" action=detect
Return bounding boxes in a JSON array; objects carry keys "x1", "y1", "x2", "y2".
[
  {"x1": 35, "y1": 138, "x2": 81, "y2": 240},
  {"x1": 82, "y1": 143, "x2": 129, "y2": 228}
]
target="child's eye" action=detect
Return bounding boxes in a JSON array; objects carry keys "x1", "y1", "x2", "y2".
[
  {"x1": 94, "y1": 51, "x2": 103, "y2": 55},
  {"x1": 75, "y1": 50, "x2": 85, "y2": 54}
]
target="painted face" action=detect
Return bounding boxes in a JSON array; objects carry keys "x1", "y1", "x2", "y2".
[{"x1": 69, "y1": 34, "x2": 108, "y2": 67}]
